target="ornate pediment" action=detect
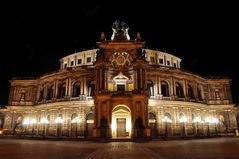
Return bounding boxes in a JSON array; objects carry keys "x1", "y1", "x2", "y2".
[{"x1": 109, "y1": 52, "x2": 133, "y2": 68}]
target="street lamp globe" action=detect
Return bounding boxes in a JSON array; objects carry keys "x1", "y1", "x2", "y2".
[
  {"x1": 179, "y1": 116, "x2": 187, "y2": 137},
  {"x1": 22, "y1": 118, "x2": 30, "y2": 136},
  {"x1": 55, "y1": 117, "x2": 63, "y2": 124},
  {"x1": 71, "y1": 117, "x2": 81, "y2": 124},
  {"x1": 162, "y1": 115, "x2": 172, "y2": 139},
  {"x1": 30, "y1": 119, "x2": 37, "y2": 124},
  {"x1": 179, "y1": 116, "x2": 187, "y2": 123},
  {"x1": 193, "y1": 116, "x2": 201, "y2": 123},
  {"x1": 40, "y1": 117, "x2": 49, "y2": 138},
  {"x1": 23, "y1": 119, "x2": 30, "y2": 125},
  {"x1": 193, "y1": 116, "x2": 202, "y2": 136},
  {"x1": 162, "y1": 116, "x2": 172, "y2": 123},
  {"x1": 55, "y1": 116, "x2": 63, "y2": 138},
  {"x1": 71, "y1": 117, "x2": 81, "y2": 139},
  {"x1": 40, "y1": 118, "x2": 49, "y2": 124}
]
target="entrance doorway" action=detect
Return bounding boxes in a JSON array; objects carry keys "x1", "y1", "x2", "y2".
[
  {"x1": 112, "y1": 105, "x2": 131, "y2": 138},
  {"x1": 117, "y1": 118, "x2": 126, "y2": 137},
  {"x1": 117, "y1": 85, "x2": 125, "y2": 92}
]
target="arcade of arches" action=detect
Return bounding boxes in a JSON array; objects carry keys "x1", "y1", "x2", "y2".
[{"x1": 0, "y1": 21, "x2": 238, "y2": 139}]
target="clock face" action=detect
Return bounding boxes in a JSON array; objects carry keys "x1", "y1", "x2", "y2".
[{"x1": 110, "y1": 52, "x2": 132, "y2": 67}]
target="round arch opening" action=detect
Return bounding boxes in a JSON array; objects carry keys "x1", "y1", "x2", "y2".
[{"x1": 111, "y1": 105, "x2": 131, "y2": 138}]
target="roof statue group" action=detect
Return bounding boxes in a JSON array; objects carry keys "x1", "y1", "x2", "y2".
[{"x1": 111, "y1": 20, "x2": 130, "y2": 40}]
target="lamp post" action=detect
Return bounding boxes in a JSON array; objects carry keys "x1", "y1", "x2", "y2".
[
  {"x1": 211, "y1": 117, "x2": 219, "y2": 136},
  {"x1": 55, "y1": 117, "x2": 63, "y2": 139},
  {"x1": 30, "y1": 118, "x2": 37, "y2": 137},
  {"x1": 205, "y1": 117, "x2": 211, "y2": 137},
  {"x1": 23, "y1": 119, "x2": 30, "y2": 137},
  {"x1": 162, "y1": 116, "x2": 172, "y2": 139},
  {"x1": 193, "y1": 116, "x2": 202, "y2": 136},
  {"x1": 40, "y1": 117, "x2": 49, "y2": 138},
  {"x1": 71, "y1": 117, "x2": 81, "y2": 139},
  {"x1": 179, "y1": 116, "x2": 187, "y2": 138},
  {"x1": 226, "y1": 110, "x2": 231, "y2": 133}
]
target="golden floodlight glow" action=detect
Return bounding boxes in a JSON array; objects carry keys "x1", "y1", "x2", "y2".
[
  {"x1": 179, "y1": 116, "x2": 188, "y2": 123},
  {"x1": 40, "y1": 117, "x2": 49, "y2": 124}
]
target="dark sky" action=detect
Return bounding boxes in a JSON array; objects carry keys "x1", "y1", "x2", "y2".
[{"x1": 1, "y1": 1, "x2": 239, "y2": 105}]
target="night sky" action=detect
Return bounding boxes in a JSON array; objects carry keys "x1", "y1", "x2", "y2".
[{"x1": 1, "y1": 1, "x2": 239, "y2": 105}]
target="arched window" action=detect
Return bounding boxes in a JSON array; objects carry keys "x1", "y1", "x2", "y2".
[
  {"x1": 87, "y1": 112, "x2": 94, "y2": 120},
  {"x1": 147, "y1": 80, "x2": 154, "y2": 97},
  {"x1": 58, "y1": 83, "x2": 66, "y2": 99},
  {"x1": 164, "y1": 112, "x2": 172, "y2": 120},
  {"x1": 219, "y1": 115, "x2": 226, "y2": 129},
  {"x1": 46, "y1": 115, "x2": 50, "y2": 122},
  {"x1": 46, "y1": 85, "x2": 54, "y2": 100},
  {"x1": 179, "y1": 112, "x2": 187, "y2": 125},
  {"x1": 192, "y1": 113, "x2": 195, "y2": 121},
  {"x1": 148, "y1": 112, "x2": 156, "y2": 122},
  {"x1": 14, "y1": 116, "x2": 23, "y2": 133},
  {"x1": 58, "y1": 114, "x2": 63, "y2": 118},
  {"x1": 176, "y1": 82, "x2": 184, "y2": 98},
  {"x1": 161, "y1": 81, "x2": 169, "y2": 97},
  {"x1": 188, "y1": 84, "x2": 195, "y2": 99},
  {"x1": 179, "y1": 112, "x2": 184, "y2": 118},
  {"x1": 149, "y1": 112, "x2": 156, "y2": 120},
  {"x1": 56, "y1": 114, "x2": 63, "y2": 123},
  {"x1": 72, "y1": 82, "x2": 81, "y2": 97},
  {"x1": 16, "y1": 116, "x2": 23, "y2": 125},
  {"x1": 71, "y1": 113, "x2": 78, "y2": 120}
]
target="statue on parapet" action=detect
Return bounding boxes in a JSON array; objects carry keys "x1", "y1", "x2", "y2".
[{"x1": 111, "y1": 20, "x2": 130, "y2": 40}]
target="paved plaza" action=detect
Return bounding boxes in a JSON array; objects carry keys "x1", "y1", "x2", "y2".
[{"x1": 0, "y1": 137, "x2": 239, "y2": 159}]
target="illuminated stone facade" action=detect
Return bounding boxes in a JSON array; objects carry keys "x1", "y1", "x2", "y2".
[{"x1": 0, "y1": 21, "x2": 238, "y2": 139}]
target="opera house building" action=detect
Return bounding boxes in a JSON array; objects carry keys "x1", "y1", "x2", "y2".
[{"x1": 0, "y1": 21, "x2": 238, "y2": 139}]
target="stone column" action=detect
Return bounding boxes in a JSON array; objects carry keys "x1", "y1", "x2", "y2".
[
  {"x1": 75, "y1": 55, "x2": 77, "y2": 66},
  {"x1": 100, "y1": 69, "x2": 102, "y2": 89},
  {"x1": 95, "y1": 69, "x2": 98, "y2": 91},
  {"x1": 35, "y1": 86, "x2": 40, "y2": 102},
  {"x1": 194, "y1": 82, "x2": 198, "y2": 99},
  {"x1": 170, "y1": 77, "x2": 174, "y2": 98},
  {"x1": 134, "y1": 69, "x2": 137, "y2": 90},
  {"x1": 53, "y1": 81, "x2": 56, "y2": 98},
  {"x1": 84, "y1": 76, "x2": 87, "y2": 95},
  {"x1": 140, "y1": 68, "x2": 143, "y2": 89},
  {"x1": 208, "y1": 85, "x2": 212, "y2": 100},
  {"x1": 222, "y1": 85, "x2": 227, "y2": 100},
  {"x1": 80, "y1": 76, "x2": 84, "y2": 95},
  {"x1": 183, "y1": 79, "x2": 187, "y2": 98},
  {"x1": 43, "y1": 84, "x2": 47, "y2": 100},
  {"x1": 64, "y1": 79, "x2": 68, "y2": 97},
  {"x1": 158, "y1": 76, "x2": 162, "y2": 98},
  {"x1": 105, "y1": 66, "x2": 108, "y2": 90},
  {"x1": 154, "y1": 75, "x2": 158, "y2": 98},
  {"x1": 55, "y1": 80, "x2": 59, "y2": 99},
  {"x1": 97, "y1": 102, "x2": 102, "y2": 127},
  {"x1": 68, "y1": 78, "x2": 71, "y2": 97}
]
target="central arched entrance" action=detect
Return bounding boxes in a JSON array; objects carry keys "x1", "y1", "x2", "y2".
[{"x1": 111, "y1": 105, "x2": 131, "y2": 138}]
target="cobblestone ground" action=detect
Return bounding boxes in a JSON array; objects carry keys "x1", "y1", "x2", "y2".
[{"x1": 0, "y1": 137, "x2": 239, "y2": 159}]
